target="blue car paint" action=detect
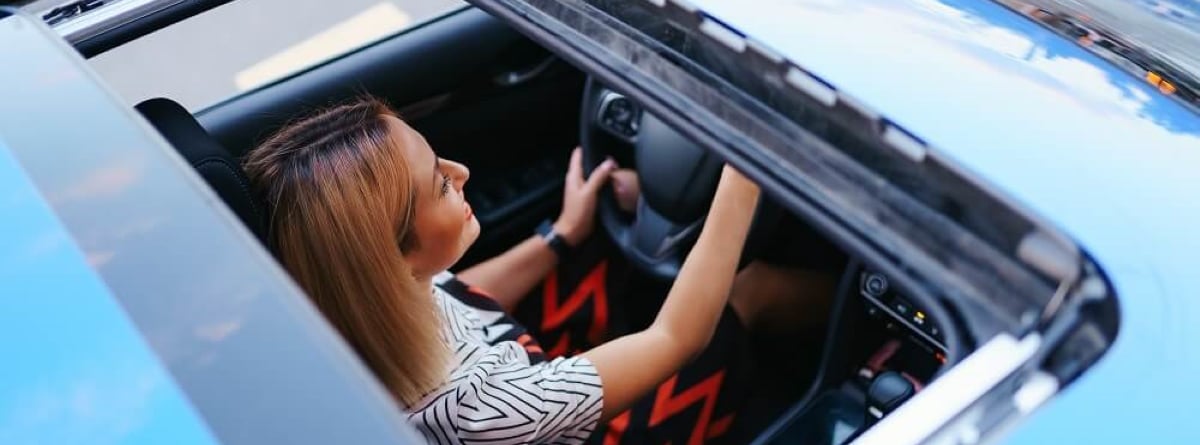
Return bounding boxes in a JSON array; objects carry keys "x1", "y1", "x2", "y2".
[
  {"x1": 690, "y1": 0, "x2": 1200, "y2": 442},
  {"x1": 0, "y1": 142, "x2": 219, "y2": 445}
]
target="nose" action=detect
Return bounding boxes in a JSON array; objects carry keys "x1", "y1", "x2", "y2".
[{"x1": 444, "y1": 158, "x2": 469, "y2": 187}]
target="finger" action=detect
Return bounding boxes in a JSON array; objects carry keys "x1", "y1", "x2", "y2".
[
  {"x1": 583, "y1": 158, "x2": 617, "y2": 194},
  {"x1": 610, "y1": 169, "x2": 639, "y2": 196},
  {"x1": 566, "y1": 148, "x2": 584, "y2": 187},
  {"x1": 613, "y1": 175, "x2": 640, "y2": 213}
]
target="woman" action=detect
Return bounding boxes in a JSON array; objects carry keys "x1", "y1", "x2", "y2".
[{"x1": 243, "y1": 97, "x2": 768, "y2": 444}]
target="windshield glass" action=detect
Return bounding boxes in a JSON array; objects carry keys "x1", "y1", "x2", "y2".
[{"x1": 999, "y1": 0, "x2": 1200, "y2": 109}]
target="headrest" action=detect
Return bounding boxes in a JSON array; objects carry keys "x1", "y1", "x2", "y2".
[{"x1": 136, "y1": 98, "x2": 268, "y2": 244}]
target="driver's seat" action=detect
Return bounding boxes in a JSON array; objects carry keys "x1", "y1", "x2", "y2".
[{"x1": 136, "y1": 97, "x2": 268, "y2": 245}]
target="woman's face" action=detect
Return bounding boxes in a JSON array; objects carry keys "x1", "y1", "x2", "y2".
[{"x1": 387, "y1": 116, "x2": 480, "y2": 278}]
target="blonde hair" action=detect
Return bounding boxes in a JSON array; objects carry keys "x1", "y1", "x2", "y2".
[{"x1": 243, "y1": 97, "x2": 450, "y2": 407}]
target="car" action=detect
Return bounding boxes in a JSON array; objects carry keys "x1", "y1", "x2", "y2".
[{"x1": 0, "y1": 0, "x2": 1197, "y2": 443}]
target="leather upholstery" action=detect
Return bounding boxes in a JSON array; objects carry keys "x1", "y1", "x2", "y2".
[{"x1": 136, "y1": 98, "x2": 268, "y2": 244}]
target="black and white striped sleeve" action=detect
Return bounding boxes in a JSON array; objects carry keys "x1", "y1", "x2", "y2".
[{"x1": 408, "y1": 352, "x2": 604, "y2": 445}]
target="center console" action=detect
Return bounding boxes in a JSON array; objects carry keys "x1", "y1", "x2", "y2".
[{"x1": 753, "y1": 265, "x2": 947, "y2": 445}]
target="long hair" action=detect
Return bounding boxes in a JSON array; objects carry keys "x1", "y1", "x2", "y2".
[{"x1": 243, "y1": 97, "x2": 450, "y2": 407}]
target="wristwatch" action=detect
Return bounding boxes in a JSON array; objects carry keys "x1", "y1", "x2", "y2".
[{"x1": 537, "y1": 219, "x2": 573, "y2": 260}]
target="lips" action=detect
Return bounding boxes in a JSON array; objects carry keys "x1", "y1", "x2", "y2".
[{"x1": 464, "y1": 202, "x2": 474, "y2": 221}]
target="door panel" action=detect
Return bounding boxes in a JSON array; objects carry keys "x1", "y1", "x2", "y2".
[{"x1": 197, "y1": 6, "x2": 584, "y2": 266}]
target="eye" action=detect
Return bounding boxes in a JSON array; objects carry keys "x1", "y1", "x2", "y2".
[{"x1": 440, "y1": 172, "x2": 452, "y2": 196}]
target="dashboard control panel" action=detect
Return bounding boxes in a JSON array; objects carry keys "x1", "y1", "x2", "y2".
[
  {"x1": 595, "y1": 91, "x2": 641, "y2": 142},
  {"x1": 859, "y1": 270, "x2": 946, "y2": 353}
]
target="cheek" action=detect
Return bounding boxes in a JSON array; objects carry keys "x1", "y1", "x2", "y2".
[
  {"x1": 427, "y1": 209, "x2": 466, "y2": 246},
  {"x1": 410, "y1": 201, "x2": 472, "y2": 268}
]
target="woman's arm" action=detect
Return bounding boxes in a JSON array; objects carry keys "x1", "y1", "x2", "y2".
[
  {"x1": 454, "y1": 235, "x2": 559, "y2": 311},
  {"x1": 583, "y1": 165, "x2": 759, "y2": 421},
  {"x1": 457, "y1": 148, "x2": 616, "y2": 311}
]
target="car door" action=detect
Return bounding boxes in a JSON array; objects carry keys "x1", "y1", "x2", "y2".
[
  {"x1": 35, "y1": 0, "x2": 584, "y2": 267},
  {"x1": 195, "y1": 7, "x2": 585, "y2": 267}
]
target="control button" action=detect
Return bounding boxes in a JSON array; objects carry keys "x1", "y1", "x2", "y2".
[
  {"x1": 596, "y1": 92, "x2": 640, "y2": 141},
  {"x1": 864, "y1": 273, "x2": 889, "y2": 297},
  {"x1": 892, "y1": 299, "x2": 911, "y2": 317},
  {"x1": 609, "y1": 98, "x2": 633, "y2": 123}
]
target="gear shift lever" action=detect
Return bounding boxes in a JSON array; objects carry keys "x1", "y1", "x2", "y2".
[{"x1": 865, "y1": 371, "x2": 916, "y2": 426}]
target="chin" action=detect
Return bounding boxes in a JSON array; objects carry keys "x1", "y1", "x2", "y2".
[
  {"x1": 464, "y1": 218, "x2": 482, "y2": 248},
  {"x1": 452, "y1": 219, "x2": 482, "y2": 263}
]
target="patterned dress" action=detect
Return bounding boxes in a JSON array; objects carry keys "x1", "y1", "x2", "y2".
[
  {"x1": 411, "y1": 231, "x2": 756, "y2": 444},
  {"x1": 408, "y1": 272, "x2": 605, "y2": 445}
]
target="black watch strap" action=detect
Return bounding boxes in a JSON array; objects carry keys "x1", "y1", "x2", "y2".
[{"x1": 537, "y1": 220, "x2": 573, "y2": 260}]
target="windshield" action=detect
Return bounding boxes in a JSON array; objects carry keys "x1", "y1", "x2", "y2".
[{"x1": 1000, "y1": 0, "x2": 1200, "y2": 108}]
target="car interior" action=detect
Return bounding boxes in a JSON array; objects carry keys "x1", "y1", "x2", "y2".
[{"x1": 129, "y1": 7, "x2": 953, "y2": 444}]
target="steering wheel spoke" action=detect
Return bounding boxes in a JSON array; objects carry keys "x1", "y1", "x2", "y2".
[
  {"x1": 623, "y1": 199, "x2": 703, "y2": 276},
  {"x1": 580, "y1": 78, "x2": 731, "y2": 281}
]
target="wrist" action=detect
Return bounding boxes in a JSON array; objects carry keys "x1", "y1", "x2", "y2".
[
  {"x1": 539, "y1": 220, "x2": 575, "y2": 260},
  {"x1": 552, "y1": 220, "x2": 585, "y2": 246}
]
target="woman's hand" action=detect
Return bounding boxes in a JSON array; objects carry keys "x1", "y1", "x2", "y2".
[
  {"x1": 611, "y1": 168, "x2": 640, "y2": 214},
  {"x1": 583, "y1": 164, "x2": 761, "y2": 421},
  {"x1": 554, "y1": 148, "x2": 617, "y2": 245}
]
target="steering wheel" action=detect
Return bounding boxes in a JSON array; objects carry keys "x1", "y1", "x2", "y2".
[{"x1": 580, "y1": 78, "x2": 757, "y2": 281}]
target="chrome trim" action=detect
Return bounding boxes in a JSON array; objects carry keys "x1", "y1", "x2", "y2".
[
  {"x1": 853, "y1": 334, "x2": 1042, "y2": 445},
  {"x1": 50, "y1": 0, "x2": 183, "y2": 44},
  {"x1": 493, "y1": 55, "x2": 556, "y2": 86}
]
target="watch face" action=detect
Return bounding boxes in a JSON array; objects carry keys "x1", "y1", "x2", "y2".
[{"x1": 537, "y1": 220, "x2": 555, "y2": 237}]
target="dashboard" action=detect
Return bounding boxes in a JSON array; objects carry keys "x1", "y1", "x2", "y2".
[{"x1": 858, "y1": 268, "x2": 947, "y2": 359}]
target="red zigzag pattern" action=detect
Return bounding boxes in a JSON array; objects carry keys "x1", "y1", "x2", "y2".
[
  {"x1": 542, "y1": 260, "x2": 609, "y2": 357},
  {"x1": 605, "y1": 371, "x2": 733, "y2": 445}
]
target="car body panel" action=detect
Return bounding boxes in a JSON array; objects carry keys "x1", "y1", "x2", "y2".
[
  {"x1": 687, "y1": 0, "x2": 1200, "y2": 442},
  {"x1": 0, "y1": 10, "x2": 422, "y2": 444},
  {"x1": 0, "y1": 140, "x2": 220, "y2": 445}
]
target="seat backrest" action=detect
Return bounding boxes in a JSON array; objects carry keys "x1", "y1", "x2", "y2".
[{"x1": 136, "y1": 98, "x2": 268, "y2": 244}]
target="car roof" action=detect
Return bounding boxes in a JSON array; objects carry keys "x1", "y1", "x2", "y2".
[{"x1": 689, "y1": 0, "x2": 1200, "y2": 442}]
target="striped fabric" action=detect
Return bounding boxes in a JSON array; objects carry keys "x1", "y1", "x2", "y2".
[{"x1": 407, "y1": 274, "x2": 605, "y2": 444}]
